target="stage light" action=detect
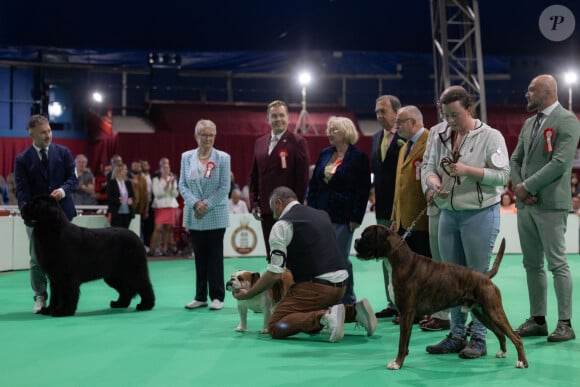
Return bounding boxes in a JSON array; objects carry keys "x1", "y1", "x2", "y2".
[
  {"x1": 48, "y1": 101, "x2": 63, "y2": 117},
  {"x1": 92, "y1": 92, "x2": 104, "y2": 104},
  {"x1": 295, "y1": 71, "x2": 317, "y2": 134},
  {"x1": 564, "y1": 70, "x2": 578, "y2": 111},
  {"x1": 148, "y1": 52, "x2": 181, "y2": 68},
  {"x1": 298, "y1": 71, "x2": 312, "y2": 86}
]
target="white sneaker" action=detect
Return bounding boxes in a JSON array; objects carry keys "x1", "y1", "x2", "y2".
[
  {"x1": 209, "y1": 299, "x2": 223, "y2": 310},
  {"x1": 321, "y1": 304, "x2": 345, "y2": 342},
  {"x1": 33, "y1": 296, "x2": 46, "y2": 314},
  {"x1": 355, "y1": 298, "x2": 377, "y2": 336},
  {"x1": 184, "y1": 300, "x2": 207, "y2": 309}
]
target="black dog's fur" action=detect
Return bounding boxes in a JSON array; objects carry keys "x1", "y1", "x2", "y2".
[{"x1": 21, "y1": 195, "x2": 155, "y2": 316}]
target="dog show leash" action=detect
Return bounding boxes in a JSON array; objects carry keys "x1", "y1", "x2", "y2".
[{"x1": 390, "y1": 153, "x2": 461, "y2": 256}]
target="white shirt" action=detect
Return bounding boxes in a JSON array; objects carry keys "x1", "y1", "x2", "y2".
[
  {"x1": 229, "y1": 199, "x2": 249, "y2": 214},
  {"x1": 267, "y1": 201, "x2": 348, "y2": 283}
]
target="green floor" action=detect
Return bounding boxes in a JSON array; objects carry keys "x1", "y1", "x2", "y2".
[{"x1": 1, "y1": 254, "x2": 579, "y2": 387}]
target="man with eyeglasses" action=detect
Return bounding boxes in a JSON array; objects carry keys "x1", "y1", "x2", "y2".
[{"x1": 391, "y1": 105, "x2": 431, "y2": 258}]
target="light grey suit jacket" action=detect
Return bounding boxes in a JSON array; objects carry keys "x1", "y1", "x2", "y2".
[{"x1": 510, "y1": 103, "x2": 580, "y2": 210}]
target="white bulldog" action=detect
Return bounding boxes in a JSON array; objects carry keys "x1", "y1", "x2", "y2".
[{"x1": 226, "y1": 270, "x2": 293, "y2": 333}]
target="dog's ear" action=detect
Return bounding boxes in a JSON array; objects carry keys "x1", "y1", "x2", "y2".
[
  {"x1": 251, "y1": 272, "x2": 261, "y2": 285},
  {"x1": 377, "y1": 224, "x2": 389, "y2": 241}
]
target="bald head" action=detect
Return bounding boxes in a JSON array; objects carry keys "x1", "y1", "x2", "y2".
[{"x1": 526, "y1": 74, "x2": 558, "y2": 112}]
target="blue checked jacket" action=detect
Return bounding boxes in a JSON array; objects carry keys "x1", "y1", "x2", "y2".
[{"x1": 179, "y1": 147, "x2": 231, "y2": 231}]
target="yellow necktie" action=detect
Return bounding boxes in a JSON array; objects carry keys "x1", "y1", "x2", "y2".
[{"x1": 380, "y1": 132, "x2": 389, "y2": 162}]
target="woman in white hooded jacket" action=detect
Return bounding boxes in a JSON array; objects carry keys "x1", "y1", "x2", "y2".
[{"x1": 422, "y1": 86, "x2": 509, "y2": 360}]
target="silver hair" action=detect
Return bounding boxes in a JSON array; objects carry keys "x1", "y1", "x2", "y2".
[{"x1": 195, "y1": 119, "x2": 217, "y2": 135}]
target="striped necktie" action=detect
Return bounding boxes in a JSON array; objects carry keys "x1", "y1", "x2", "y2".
[
  {"x1": 268, "y1": 135, "x2": 279, "y2": 155},
  {"x1": 530, "y1": 112, "x2": 544, "y2": 139}
]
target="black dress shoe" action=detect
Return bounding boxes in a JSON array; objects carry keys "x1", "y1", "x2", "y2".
[
  {"x1": 514, "y1": 317, "x2": 548, "y2": 337},
  {"x1": 547, "y1": 321, "x2": 576, "y2": 342},
  {"x1": 375, "y1": 306, "x2": 398, "y2": 318}
]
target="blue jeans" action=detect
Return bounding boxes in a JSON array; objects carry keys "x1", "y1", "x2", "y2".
[
  {"x1": 438, "y1": 203, "x2": 500, "y2": 340},
  {"x1": 332, "y1": 223, "x2": 356, "y2": 304}
]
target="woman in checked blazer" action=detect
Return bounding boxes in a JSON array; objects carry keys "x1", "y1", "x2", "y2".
[{"x1": 179, "y1": 119, "x2": 231, "y2": 311}]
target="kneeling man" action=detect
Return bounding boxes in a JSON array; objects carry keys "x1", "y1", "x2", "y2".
[{"x1": 234, "y1": 186, "x2": 376, "y2": 342}]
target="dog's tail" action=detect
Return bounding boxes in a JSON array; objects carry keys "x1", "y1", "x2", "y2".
[{"x1": 486, "y1": 238, "x2": 505, "y2": 279}]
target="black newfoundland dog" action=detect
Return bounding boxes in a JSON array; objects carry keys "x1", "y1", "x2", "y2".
[{"x1": 21, "y1": 195, "x2": 155, "y2": 316}]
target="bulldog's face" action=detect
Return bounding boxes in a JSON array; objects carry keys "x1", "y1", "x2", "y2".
[
  {"x1": 354, "y1": 224, "x2": 394, "y2": 260},
  {"x1": 226, "y1": 271, "x2": 261, "y2": 292}
]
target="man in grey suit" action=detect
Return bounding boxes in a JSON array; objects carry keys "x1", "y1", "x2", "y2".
[
  {"x1": 510, "y1": 74, "x2": 580, "y2": 342},
  {"x1": 15, "y1": 114, "x2": 78, "y2": 313}
]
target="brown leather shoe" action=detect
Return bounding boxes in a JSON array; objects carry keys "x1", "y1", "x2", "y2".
[
  {"x1": 375, "y1": 306, "x2": 398, "y2": 318},
  {"x1": 393, "y1": 315, "x2": 427, "y2": 325},
  {"x1": 420, "y1": 317, "x2": 451, "y2": 331}
]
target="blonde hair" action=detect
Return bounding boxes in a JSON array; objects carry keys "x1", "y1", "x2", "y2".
[
  {"x1": 266, "y1": 100, "x2": 288, "y2": 116},
  {"x1": 112, "y1": 163, "x2": 127, "y2": 180},
  {"x1": 326, "y1": 116, "x2": 359, "y2": 144}
]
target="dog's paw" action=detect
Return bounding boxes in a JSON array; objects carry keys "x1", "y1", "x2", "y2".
[
  {"x1": 235, "y1": 326, "x2": 246, "y2": 332},
  {"x1": 51, "y1": 309, "x2": 75, "y2": 317},
  {"x1": 515, "y1": 360, "x2": 528, "y2": 369},
  {"x1": 260, "y1": 328, "x2": 269, "y2": 334},
  {"x1": 387, "y1": 360, "x2": 401, "y2": 370},
  {"x1": 495, "y1": 350, "x2": 507, "y2": 358},
  {"x1": 136, "y1": 302, "x2": 154, "y2": 311},
  {"x1": 110, "y1": 300, "x2": 130, "y2": 308}
]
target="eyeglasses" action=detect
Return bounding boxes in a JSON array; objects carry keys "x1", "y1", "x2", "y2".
[
  {"x1": 197, "y1": 133, "x2": 216, "y2": 138},
  {"x1": 326, "y1": 127, "x2": 341, "y2": 134},
  {"x1": 395, "y1": 118, "x2": 414, "y2": 126}
]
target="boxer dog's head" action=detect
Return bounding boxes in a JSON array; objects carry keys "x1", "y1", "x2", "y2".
[
  {"x1": 354, "y1": 223, "x2": 399, "y2": 261},
  {"x1": 226, "y1": 270, "x2": 261, "y2": 292}
]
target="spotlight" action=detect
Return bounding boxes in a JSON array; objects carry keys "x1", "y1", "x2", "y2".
[
  {"x1": 92, "y1": 92, "x2": 104, "y2": 104},
  {"x1": 564, "y1": 70, "x2": 578, "y2": 111},
  {"x1": 48, "y1": 101, "x2": 63, "y2": 118},
  {"x1": 298, "y1": 72, "x2": 312, "y2": 86},
  {"x1": 148, "y1": 52, "x2": 181, "y2": 68}
]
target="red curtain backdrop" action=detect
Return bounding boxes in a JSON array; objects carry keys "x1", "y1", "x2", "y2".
[
  {"x1": 112, "y1": 102, "x2": 367, "y2": 187},
  {"x1": 3, "y1": 103, "x2": 578, "y2": 182}
]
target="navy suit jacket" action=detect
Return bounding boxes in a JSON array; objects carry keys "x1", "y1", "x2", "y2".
[
  {"x1": 250, "y1": 130, "x2": 310, "y2": 215},
  {"x1": 370, "y1": 129, "x2": 401, "y2": 221},
  {"x1": 306, "y1": 144, "x2": 371, "y2": 225},
  {"x1": 15, "y1": 143, "x2": 78, "y2": 226}
]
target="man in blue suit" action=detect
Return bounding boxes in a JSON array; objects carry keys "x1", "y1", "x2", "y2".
[{"x1": 15, "y1": 114, "x2": 78, "y2": 313}]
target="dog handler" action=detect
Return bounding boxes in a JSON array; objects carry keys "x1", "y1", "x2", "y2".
[
  {"x1": 422, "y1": 86, "x2": 509, "y2": 358},
  {"x1": 15, "y1": 114, "x2": 78, "y2": 313},
  {"x1": 233, "y1": 186, "x2": 376, "y2": 342}
]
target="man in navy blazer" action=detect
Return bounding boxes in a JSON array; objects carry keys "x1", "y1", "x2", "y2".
[
  {"x1": 371, "y1": 95, "x2": 402, "y2": 318},
  {"x1": 250, "y1": 100, "x2": 310, "y2": 256},
  {"x1": 15, "y1": 114, "x2": 78, "y2": 313}
]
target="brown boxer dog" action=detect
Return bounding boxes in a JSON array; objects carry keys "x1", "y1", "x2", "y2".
[{"x1": 354, "y1": 223, "x2": 527, "y2": 370}]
